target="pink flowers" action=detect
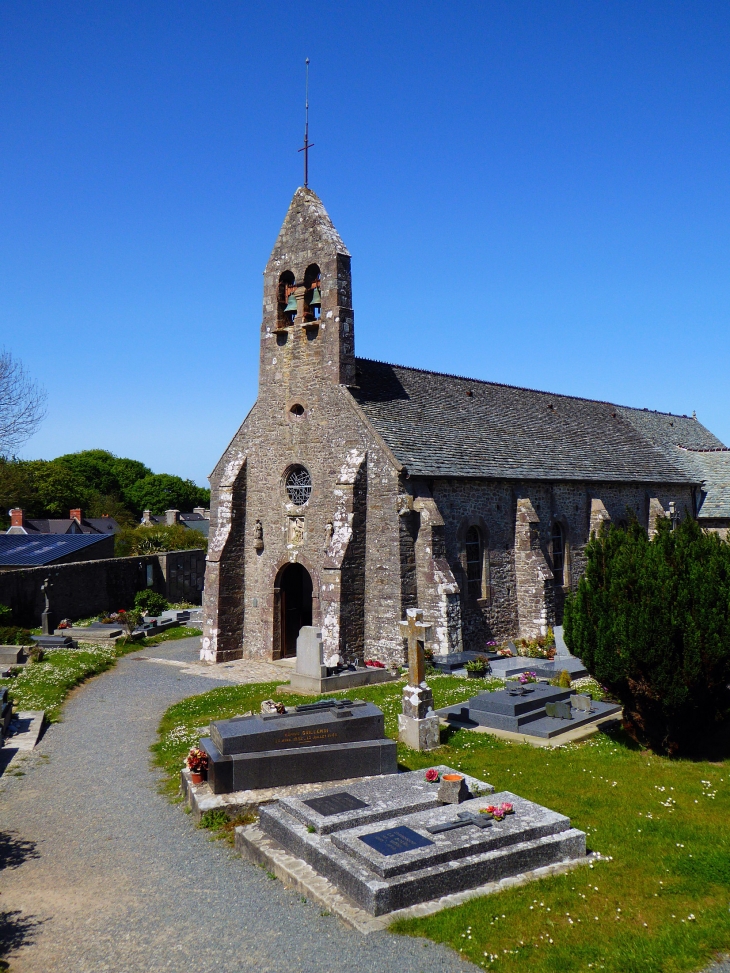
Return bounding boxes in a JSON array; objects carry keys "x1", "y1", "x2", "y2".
[
  {"x1": 485, "y1": 802, "x2": 514, "y2": 821},
  {"x1": 518, "y1": 671, "x2": 538, "y2": 685},
  {"x1": 424, "y1": 768, "x2": 440, "y2": 783},
  {"x1": 365, "y1": 659, "x2": 385, "y2": 668}
]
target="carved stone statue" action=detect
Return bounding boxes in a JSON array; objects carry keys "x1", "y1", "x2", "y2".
[
  {"x1": 41, "y1": 577, "x2": 51, "y2": 613},
  {"x1": 324, "y1": 521, "x2": 333, "y2": 550},
  {"x1": 254, "y1": 519, "x2": 264, "y2": 552}
]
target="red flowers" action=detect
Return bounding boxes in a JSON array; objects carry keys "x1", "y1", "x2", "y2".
[
  {"x1": 186, "y1": 747, "x2": 209, "y2": 774},
  {"x1": 365, "y1": 659, "x2": 385, "y2": 668},
  {"x1": 424, "y1": 768, "x2": 440, "y2": 783}
]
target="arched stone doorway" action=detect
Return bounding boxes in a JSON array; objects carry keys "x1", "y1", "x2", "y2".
[{"x1": 278, "y1": 562, "x2": 313, "y2": 657}]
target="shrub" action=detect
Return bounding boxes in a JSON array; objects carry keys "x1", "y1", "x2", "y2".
[
  {"x1": 0, "y1": 626, "x2": 33, "y2": 646},
  {"x1": 115, "y1": 523, "x2": 207, "y2": 557},
  {"x1": 134, "y1": 590, "x2": 169, "y2": 616},
  {"x1": 0, "y1": 603, "x2": 12, "y2": 624},
  {"x1": 564, "y1": 517, "x2": 730, "y2": 754},
  {"x1": 558, "y1": 669, "x2": 572, "y2": 688}
]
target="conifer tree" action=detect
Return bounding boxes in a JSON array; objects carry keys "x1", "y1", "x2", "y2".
[{"x1": 564, "y1": 517, "x2": 730, "y2": 753}]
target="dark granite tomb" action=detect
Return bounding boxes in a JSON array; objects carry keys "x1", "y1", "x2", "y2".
[
  {"x1": 438, "y1": 685, "x2": 622, "y2": 739},
  {"x1": 201, "y1": 699, "x2": 397, "y2": 794}
]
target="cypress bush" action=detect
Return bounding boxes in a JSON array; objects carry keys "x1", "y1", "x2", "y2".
[{"x1": 564, "y1": 517, "x2": 730, "y2": 754}]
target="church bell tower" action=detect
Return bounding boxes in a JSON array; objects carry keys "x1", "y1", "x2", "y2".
[{"x1": 259, "y1": 187, "x2": 356, "y2": 397}]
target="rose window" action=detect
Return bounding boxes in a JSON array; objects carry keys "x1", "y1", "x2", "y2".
[{"x1": 285, "y1": 466, "x2": 312, "y2": 505}]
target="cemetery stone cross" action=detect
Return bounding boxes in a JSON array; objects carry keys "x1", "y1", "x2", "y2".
[
  {"x1": 41, "y1": 577, "x2": 55, "y2": 636},
  {"x1": 399, "y1": 609, "x2": 432, "y2": 687},
  {"x1": 397, "y1": 608, "x2": 439, "y2": 749}
]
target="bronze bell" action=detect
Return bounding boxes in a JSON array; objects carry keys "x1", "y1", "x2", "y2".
[
  {"x1": 309, "y1": 285, "x2": 321, "y2": 308},
  {"x1": 284, "y1": 292, "x2": 297, "y2": 315}
]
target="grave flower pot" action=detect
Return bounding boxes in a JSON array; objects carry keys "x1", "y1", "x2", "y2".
[
  {"x1": 191, "y1": 771, "x2": 204, "y2": 785},
  {"x1": 467, "y1": 667, "x2": 487, "y2": 679},
  {"x1": 438, "y1": 773, "x2": 469, "y2": 804}
]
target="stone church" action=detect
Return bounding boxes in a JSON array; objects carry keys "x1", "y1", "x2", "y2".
[{"x1": 201, "y1": 187, "x2": 730, "y2": 665}]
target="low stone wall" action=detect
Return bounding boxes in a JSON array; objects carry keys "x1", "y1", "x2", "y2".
[{"x1": 0, "y1": 550, "x2": 206, "y2": 626}]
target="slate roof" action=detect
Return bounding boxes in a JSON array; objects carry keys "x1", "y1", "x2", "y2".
[
  {"x1": 676, "y1": 449, "x2": 730, "y2": 519},
  {"x1": 21, "y1": 517, "x2": 121, "y2": 535},
  {"x1": 269, "y1": 187, "x2": 350, "y2": 262},
  {"x1": 0, "y1": 533, "x2": 112, "y2": 567},
  {"x1": 351, "y1": 358, "x2": 724, "y2": 484},
  {"x1": 143, "y1": 512, "x2": 209, "y2": 536}
]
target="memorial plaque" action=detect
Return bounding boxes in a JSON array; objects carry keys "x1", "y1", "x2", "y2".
[
  {"x1": 359, "y1": 826, "x2": 434, "y2": 856},
  {"x1": 303, "y1": 792, "x2": 370, "y2": 817},
  {"x1": 545, "y1": 700, "x2": 573, "y2": 720}
]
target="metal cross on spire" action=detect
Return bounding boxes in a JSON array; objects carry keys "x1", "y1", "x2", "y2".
[{"x1": 298, "y1": 57, "x2": 314, "y2": 188}]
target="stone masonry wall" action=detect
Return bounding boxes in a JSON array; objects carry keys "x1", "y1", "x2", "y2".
[
  {"x1": 432, "y1": 477, "x2": 696, "y2": 650},
  {"x1": 0, "y1": 550, "x2": 204, "y2": 627}
]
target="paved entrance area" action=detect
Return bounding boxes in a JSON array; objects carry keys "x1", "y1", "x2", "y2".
[{"x1": 0, "y1": 637, "x2": 476, "y2": 973}]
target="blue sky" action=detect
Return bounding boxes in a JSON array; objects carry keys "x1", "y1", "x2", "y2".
[{"x1": 2, "y1": 1, "x2": 729, "y2": 486}]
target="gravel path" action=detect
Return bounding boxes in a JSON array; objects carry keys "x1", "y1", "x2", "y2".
[{"x1": 0, "y1": 638, "x2": 477, "y2": 973}]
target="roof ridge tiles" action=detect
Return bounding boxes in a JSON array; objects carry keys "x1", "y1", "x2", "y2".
[{"x1": 678, "y1": 446, "x2": 730, "y2": 453}]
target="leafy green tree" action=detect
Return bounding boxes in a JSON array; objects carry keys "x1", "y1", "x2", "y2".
[
  {"x1": 564, "y1": 517, "x2": 730, "y2": 754},
  {"x1": 111, "y1": 456, "x2": 152, "y2": 490},
  {"x1": 0, "y1": 450, "x2": 207, "y2": 527},
  {"x1": 54, "y1": 450, "x2": 125, "y2": 497},
  {"x1": 0, "y1": 457, "x2": 41, "y2": 524},
  {"x1": 29, "y1": 460, "x2": 94, "y2": 517},
  {"x1": 123, "y1": 473, "x2": 210, "y2": 516}
]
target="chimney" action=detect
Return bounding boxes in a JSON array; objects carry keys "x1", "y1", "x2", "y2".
[
  {"x1": 193, "y1": 507, "x2": 210, "y2": 518},
  {"x1": 69, "y1": 509, "x2": 83, "y2": 523},
  {"x1": 142, "y1": 510, "x2": 153, "y2": 525},
  {"x1": 10, "y1": 508, "x2": 25, "y2": 528},
  {"x1": 165, "y1": 509, "x2": 180, "y2": 526}
]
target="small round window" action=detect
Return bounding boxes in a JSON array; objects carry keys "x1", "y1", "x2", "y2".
[
  {"x1": 289, "y1": 403, "x2": 305, "y2": 418},
  {"x1": 285, "y1": 465, "x2": 312, "y2": 505}
]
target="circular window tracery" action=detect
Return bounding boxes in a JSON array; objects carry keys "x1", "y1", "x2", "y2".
[{"x1": 285, "y1": 465, "x2": 312, "y2": 505}]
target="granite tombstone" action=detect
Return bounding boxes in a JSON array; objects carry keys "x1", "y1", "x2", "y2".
[
  {"x1": 240, "y1": 768, "x2": 586, "y2": 916},
  {"x1": 201, "y1": 698, "x2": 397, "y2": 794}
]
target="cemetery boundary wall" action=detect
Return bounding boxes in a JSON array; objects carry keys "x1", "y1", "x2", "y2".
[{"x1": 0, "y1": 549, "x2": 206, "y2": 626}]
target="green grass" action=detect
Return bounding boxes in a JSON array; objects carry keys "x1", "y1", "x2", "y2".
[
  {"x1": 134, "y1": 625, "x2": 202, "y2": 647},
  {"x1": 151, "y1": 674, "x2": 506, "y2": 797},
  {"x1": 155, "y1": 675, "x2": 730, "y2": 973},
  {"x1": 0, "y1": 625, "x2": 201, "y2": 721},
  {"x1": 0, "y1": 641, "x2": 138, "y2": 721}
]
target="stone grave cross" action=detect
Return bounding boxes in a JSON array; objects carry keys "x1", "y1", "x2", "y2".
[
  {"x1": 397, "y1": 608, "x2": 439, "y2": 752},
  {"x1": 41, "y1": 577, "x2": 55, "y2": 636},
  {"x1": 399, "y1": 609, "x2": 432, "y2": 687}
]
